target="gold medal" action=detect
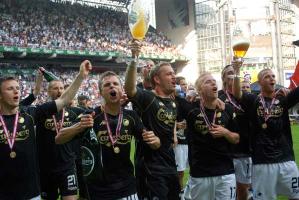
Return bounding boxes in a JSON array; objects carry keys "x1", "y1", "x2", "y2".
[
  {"x1": 202, "y1": 130, "x2": 208, "y2": 135},
  {"x1": 10, "y1": 151, "x2": 16, "y2": 158},
  {"x1": 216, "y1": 112, "x2": 221, "y2": 118},
  {"x1": 123, "y1": 119, "x2": 129, "y2": 126},
  {"x1": 114, "y1": 146, "x2": 120, "y2": 154},
  {"x1": 172, "y1": 102, "x2": 176, "y2": 108},
  {"x1": 262, "y1": 123, "x2": 267, "y2": 129},
  {"x1": 19, "y1": 117, "x2": 24, "y2": 124}
]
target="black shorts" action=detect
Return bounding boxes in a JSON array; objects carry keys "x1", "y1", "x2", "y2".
[
  {"x1": 136, "y1": 167, "x2": 180, "y2": 200},
  {"x1": 75, "y1": 157, "x2": 89, "y2": 199},
  {"x1": 40, "y1": 168, "x2": 78, "y2": 200}
]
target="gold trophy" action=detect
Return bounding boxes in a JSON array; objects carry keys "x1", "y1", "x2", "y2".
[
  {"x1": 232, "y1": 24, "x2": 250, "y2": 59},
  {"x1": 128, "y1": 0, "x2": 150, "y2": 40},
  {"x1": 232, "y1": 39, "x2": 250, "y2": 58}
]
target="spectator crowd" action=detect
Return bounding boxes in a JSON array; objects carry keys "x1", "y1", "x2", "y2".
[{"x1": 0, "y1": 0, "x2": 182, "y2": 57}]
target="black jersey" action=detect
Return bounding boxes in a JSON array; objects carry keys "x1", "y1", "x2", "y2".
[
  {"x1": 84, "y1": 107, "x2": 143, "y2": 199},
  {"x1": 0, "y1": 101, "x2": 57, "y2": 199},
  {"x1": 36, "y1": 106, "x2": 85, "y2": 172},
  {"x1": 131, "y1": 88, "x2": 177, "y2": 175},
  {"x1": 219, "y1": 92, "x2": 251, "y2": 157},
  {"x1": 20, "y1": 93, "x2": 36, "y2": 107},
  {"x1": 241, "y1": 87, "x2": 299, "y2": 164},
  {"x1": 177, "y1": 98, "x2": 238, "y2": 177},
  {"x1": 137, "y1": 82, "x2": 152, "y2": 90}
]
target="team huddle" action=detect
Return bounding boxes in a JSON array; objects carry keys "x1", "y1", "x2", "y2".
[{"x1": 0, "y1": 41, "x2": 299, "y2": 200}]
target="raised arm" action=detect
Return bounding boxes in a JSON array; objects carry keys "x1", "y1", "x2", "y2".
[
  {"x1": 124, "y1": 40, "x2": 141, "y2": 98},
  {"x1": 20, "y1": 69, "x2": 44, "y2": 106},
  {"x1": 232, "y1": 57, "x2": 243, "y2": 99},
  {"x1": 33, "y1": 67, "x2": 44, "y2": 97},
  {"x1": 55, "y1": 60, "x2": 91, "y2": 111}
]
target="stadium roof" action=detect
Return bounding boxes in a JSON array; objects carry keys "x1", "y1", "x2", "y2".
[{"x1": 59, "y1": 0, "x2": 131, "y2": 11}]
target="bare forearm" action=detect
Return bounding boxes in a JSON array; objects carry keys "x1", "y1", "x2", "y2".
[
  {"x1": 33, "y1": 74, "x2": 43, "y2": 97},
  {"x1": 233, "y1": 76, "x2": 242, "y2": 99},
  {"x1": 173, "y1": 122, "x2": 178, "y2": 146},
  {"x1": 55, "y1": 74, "x2": 84, "y2": 111},
  {"x1": 224, "y1": 131, "x2": 240, "y2": 144},
  {"x1": 55, "y1": 123, "x2": 83, "y2": 144},
  {"x1": 124, "y1": 61, "x2": 137, "y2": 98}
]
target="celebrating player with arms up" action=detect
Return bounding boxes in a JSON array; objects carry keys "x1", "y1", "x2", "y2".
[
  {"x1": 0, "y1": 60, "x2": 91, "y2": 200},
  {"x1": 56, "y1": 71, "x2": 160, "y2": 200},
  {"x1": 232, "y1": 64, "x2": 299, "y2": 200},
  {"x1": 125, "y1": 40, "x2": 180, "y2": 200}
]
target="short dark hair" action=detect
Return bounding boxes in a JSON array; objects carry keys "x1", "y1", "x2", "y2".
[
  {"x1": 0, "y1": 76, "x2": 18, "y2": 93},
  {"x1": 77, "y1": 95, "x2": 90, "y2": 106},
  {"x1": 98, "y1": 71, "x2": 121, "y2": 92},
  {"x1": 176, "y1": 76, "x2": 185, "y2": 85},
  {"x1": 149, "y1": 62, "x2": 171, "y2": 88}
]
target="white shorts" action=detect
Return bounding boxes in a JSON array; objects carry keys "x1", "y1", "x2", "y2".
[
  {"x1": 174, "y1": 144, "x2": 189, "y2": 171},
  {"x1": 184, "y1": 174, "x2": 236, "y2": 200},
  {"x1": 252, "y1": 161, "x2": 299, "y2": 199},
  {"x1": 30, "y1": 195, "x2": 41, "y2": 200},
  {"x1": 233, "y1": 157, "x2": 252, "y2": 184}
]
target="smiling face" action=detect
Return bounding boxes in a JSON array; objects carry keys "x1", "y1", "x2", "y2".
[
  {"x1": 0, "y1": 79, "x2": 20, "y2": 110},
  {"x1": 258, "y1": 69, "x2": 276, "y2": 94},
  {"x1": 99, "y1": 75, "x2": 123, "y2": 105}
]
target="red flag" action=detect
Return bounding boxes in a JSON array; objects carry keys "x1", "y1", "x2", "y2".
[{"x1": 289, "y1": 61, "x2": 299, "y2": 90}]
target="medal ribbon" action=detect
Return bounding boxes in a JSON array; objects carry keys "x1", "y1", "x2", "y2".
[
  {"x1": 259, "y1": 95, "x2": 275, "y2": 122},
  {"x1": 0, "y1": 112, "x2": 19, "y2": 151},
  {"x1": 52, "y1": 108, "x2": 65, "y2": 135},
  {"x1": 103, "y1": 107, "x2": 123, "y2": 146},
  {"x1": 225, "y1": 91, "x2": 244, "y2": 112},
  {"x1": 199, "y1": 102, "x2": 217, "y2": 129}
]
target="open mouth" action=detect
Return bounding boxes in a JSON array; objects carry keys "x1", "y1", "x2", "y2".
[
  {"x1": 212, "y1": 87, "x2": 218, "y2": 92},
  {"x1": 110, "y1": 91, "x2": 116, "y2": 97}
]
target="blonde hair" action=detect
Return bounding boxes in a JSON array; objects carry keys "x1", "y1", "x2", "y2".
[
  {"x1": 149, "y1": 62, "x2": 171, "y2": 88},
  {"x1": 257, "y1": 68, "x2": 272, "y2": 82},
  {"x1": 195, "y1": 72, "x2": 212, "y2": 93},
  {"x1": 221, "y1": 65, "x2": 234, "y2": 89}
]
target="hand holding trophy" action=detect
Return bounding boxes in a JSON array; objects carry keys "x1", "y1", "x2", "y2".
[
  {"x1": 232, "y1": 39, "x2": 250, "y2": 59},
  {"x1": 128, "y1": 0, "x2": 150, "y2": 40}
]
